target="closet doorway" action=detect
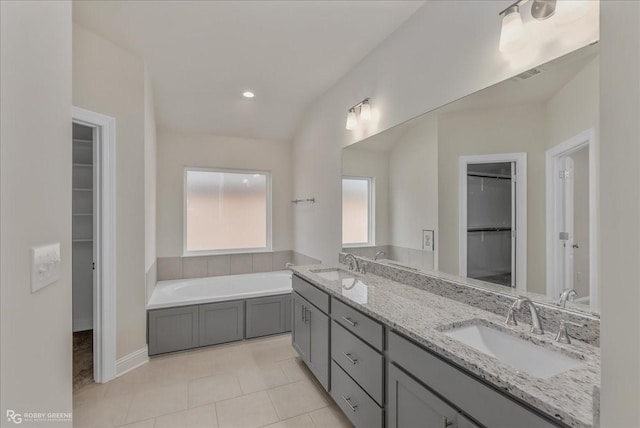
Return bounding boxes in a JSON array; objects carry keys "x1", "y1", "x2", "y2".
[
  {"x1": 72, "y1": 107, "x2": 117, "y2": 386},
  {"x1": 459, "y1": 153, "x2": 527, "y2": 291}
]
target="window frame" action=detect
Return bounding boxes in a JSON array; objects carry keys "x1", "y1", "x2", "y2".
[
  {"x1": 341, "y1": 175, "x2": 375, "y2": 248},
  {"x1": 183, "y1": 166, "x2": 273, "y2": 256}
]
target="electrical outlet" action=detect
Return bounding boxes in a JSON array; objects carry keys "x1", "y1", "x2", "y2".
[{"x1": 422, "y1": 230, "x2": 434, "y2": 251}]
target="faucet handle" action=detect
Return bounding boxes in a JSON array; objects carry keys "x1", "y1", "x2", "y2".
[
  {"x1": 503, "y1": 302, "x2": 517, "y2": 326},
  {"x1": 555, "y1": 319, "x2": 584, "y2": 344},
  {"x1": 359, "y1": 261, "x2": 368, "y2": 275}
]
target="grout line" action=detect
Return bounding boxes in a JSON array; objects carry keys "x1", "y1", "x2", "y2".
[{"x1": 265, "y1": 386, "x2": 281, "y2": 421}]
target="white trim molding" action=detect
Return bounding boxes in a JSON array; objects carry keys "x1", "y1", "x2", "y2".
[
  {"x1": 116, "y1": 346, "x2": 149, "y2": 377},
  {"x1": 545, "y1": 128, "x2": 597, "y2": 306},
  {"x1": 458, "y1": 152, "x2": 528, "y2": 291},
  {"x1": 72, "y1": 106, "x2": 117, "y2": 383}
]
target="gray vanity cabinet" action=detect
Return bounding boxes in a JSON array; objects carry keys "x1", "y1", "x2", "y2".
[
  {"x1": 292, "y1": 274, "x2": 331, "y2": 391},
  {"x1": 388, "y1": 363, "x2": 477, "y2": 428},
  {"x1": 148, "y1": 305, "x2": 199, "y2": 355},
  {"x1": 246, "y1": 294, "x2": 291, "y2": 339},
  {"x1": 292, "y1": 292, "x2": 310, "y2": 361},
  {"x1": 199, "y1": 300, "x2": 244, "y2": 347}
]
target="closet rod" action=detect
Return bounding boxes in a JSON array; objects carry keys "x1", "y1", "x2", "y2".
[
  {"x1": 468, "y1": 227, "x2": 512, "y2": 232},
  {"x1": 467, "y1": 172, "x2": 511, "y2": 180}
]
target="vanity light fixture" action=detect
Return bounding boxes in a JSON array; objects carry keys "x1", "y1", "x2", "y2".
[
  {"x1": 498, "y1": 0, "x2": 588, "y2": 52},
  {"x1": 345, "y1": 98, "x2": 371, "y2": 131}
]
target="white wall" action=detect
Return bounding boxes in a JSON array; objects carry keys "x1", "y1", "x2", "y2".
[
  {"x1": 144, "y1": 66, "x2": 157, "y2": 272},
  {"x1": 73, "y1": 23, "x2": 147, "y2": 360},
  {"x1": 600, "y1": 2, "x2": 640, "y2": 426},
  {"x1": 389, "y1": 114, "x2": 438, "y2": 266},
  {"x1": 342, "y1": 148, "x2": 390, "y2": 246},
  {"x1": 157, "y1": 130, "x2": 293, "y2": 257},
  {"x1": 1, "y1": 1, "x2": 73, "y2": 424},
  {"x1": 292, "y1": 1, "x2": 599, "y2": 264}
]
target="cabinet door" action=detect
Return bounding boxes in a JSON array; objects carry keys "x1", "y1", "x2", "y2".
[
  {"x1": 199, "y1": 301, "x2": 244, "y2": 347},
  {"x1": 388, "y1": 363, "x2": 460, "y2": 428},
  {"x1": 148, "y1": 306, "x2": 199, "y2": 356},
  {"x1": 307, "y1": 303, "x2": 330, "y2": 390},
  {"x1": 246, "y1": 295, "x2": 287, "y2": 339},
  {"x1": 292, "y1": 293, "x2": 310, "y2": 361}
]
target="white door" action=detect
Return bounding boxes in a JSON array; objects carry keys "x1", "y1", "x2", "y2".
[
  {"x1": 510, "y1": 162, "x2": 516, "y2": 287},
  {"x1": 557, "y1": 156, "x2": 575, "y2": 292}
]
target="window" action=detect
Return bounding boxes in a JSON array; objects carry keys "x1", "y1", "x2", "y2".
[
  {"x1": 342, "y1": 177, "x2": 373, "y2": 246},
  {"x1": 184, "y1": 168, "x2": 271, "y2": 254}
]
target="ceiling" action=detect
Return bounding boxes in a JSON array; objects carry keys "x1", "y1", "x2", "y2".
[{"x1": 73, "y1": 1, "x2": 425, "y2": 141}]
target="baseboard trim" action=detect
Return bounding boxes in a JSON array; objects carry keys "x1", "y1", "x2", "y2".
[{"x1": 116, "y1": 346, "x2": 149, "y2": 377}]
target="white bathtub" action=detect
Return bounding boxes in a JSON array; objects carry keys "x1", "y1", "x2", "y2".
[{"x1": 147, "y1": 270, "x2": 292, "y2": 310}]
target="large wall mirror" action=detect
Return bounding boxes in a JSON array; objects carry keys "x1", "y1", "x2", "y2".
[{"x1": 342, "y1": 43, "x2": 599, "y2": 313}]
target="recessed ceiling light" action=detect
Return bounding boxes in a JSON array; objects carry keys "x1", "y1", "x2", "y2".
[{"x1": 243, "y1": 91, "x2": 255, "y2": 98}]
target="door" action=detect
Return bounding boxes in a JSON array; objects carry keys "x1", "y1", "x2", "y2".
[
  {"x1": 148, "y1": 306, "x2": 199, "y2": 355},
  {"x1": 559, "y1": 156, "x2": 575, "y2": 291},
  {"x1": 307, "y1": 303, "x2": 330, "y2": 389},
  {"x1": 292, "y1": 293, "x2": 310, "y2": 361},
  {"x1": 246, "y1": 295, "x2": 287, "y2": 339},
  {"x1": 388, "y1": 363, "x2": 467, "y2": 428},
  {"x1": 199, "y1": 301, "x2": 244, "y2": 347}
]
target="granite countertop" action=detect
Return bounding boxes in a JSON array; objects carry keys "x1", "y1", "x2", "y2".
[{"x1": 291, "y1": 263, "x2": 600, "y2": 428}]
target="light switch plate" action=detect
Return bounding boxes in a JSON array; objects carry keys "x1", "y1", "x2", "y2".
[{"x1": 31, "y1": 243, "x2": 61, "y2": 293}]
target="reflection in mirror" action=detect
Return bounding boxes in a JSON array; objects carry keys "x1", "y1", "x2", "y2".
[{"x1": 342, "y1": 43, "x2": 599, "y2": 311}]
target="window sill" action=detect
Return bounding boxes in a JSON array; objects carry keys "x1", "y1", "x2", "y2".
[{"x1": 183, "y1": 248, "x2": 274, "y2": 257}]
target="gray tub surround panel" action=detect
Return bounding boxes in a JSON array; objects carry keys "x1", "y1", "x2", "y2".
[
  {"x1": 145, "y1": 260, "x2": 157, "y2": 304},
  {"x1": 339, "y1": 253, "x2": 600, "y2": 346},
  {"x1": 157, "y1": 251, "x2": 320, "y2": 281},
  {"x1": 291, "y1": 264, "x2": 600, "y2": 428},
  {"x1": 147, "y1": 294, "x2": 291, "y2": 356}
]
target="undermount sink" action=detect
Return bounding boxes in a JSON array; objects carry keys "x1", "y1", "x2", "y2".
[
  {"x1": 311, "y1": 268, "x2": 355, "y2": 281},
  {"x1": 442, "y1": 323, "x2": 583, "y2": 379}
]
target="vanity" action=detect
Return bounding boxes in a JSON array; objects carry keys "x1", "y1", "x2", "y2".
[{"x1": 290, "y1": 262, "x2": 600, "y2": 428}]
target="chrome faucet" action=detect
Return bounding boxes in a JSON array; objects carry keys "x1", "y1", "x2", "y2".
[
  {"x1": 558, "y1": 289, "x2": 577, "y2": 308},
  {"x1": 505, "y1": 297, "x2": 544, "y2": 335},
  {"x1": 555, "y1": 319, "x2": 584, "y2": 344},
  {"x1": 374, "y1": 251, "x2": 386, "y2": 261},
  {"x1": 344, "y1": 253, "x2": 359, "y2": 272}
]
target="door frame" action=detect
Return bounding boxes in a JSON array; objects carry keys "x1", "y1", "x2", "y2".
[
  {"x1": 72, "y1": 106, "x2": 117, "y2": 383},
  {"x1": 545, "y1": 128, "x2": 597, "y2": 306},
  {"x1": 459, "y1": 152, "x2": 527, "y2": 291}
]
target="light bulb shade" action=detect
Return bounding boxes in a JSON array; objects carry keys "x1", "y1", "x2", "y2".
[
  {"x1": 346, "y1": 109, "x2": 357, "y2": 130},
  {"x1": 554, "y1": 0, "x2": 590, "y2": 24},
  {"x1": 499, "y1": 7, "x2": 526, "y2": 53},
  {"x1": 360, "y1": 101, "x2": 372, "y2": 121}
]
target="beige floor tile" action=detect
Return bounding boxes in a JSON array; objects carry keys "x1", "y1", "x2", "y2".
[
  {"x1": 215, "y1": 391, "x2": 278, "y2": 428},
  {"x1": 115, "y1": 418, "x2": 155, "y2": 428},
  {"x1": 188, "y1": 373, "x2": 243, "y2": 408},
  {"x1": 237, "y1": 362, "x2": 291, "y2": 394},
  {"x1": 260, "y1": 414, "x2": 316, "y2": 428},
  {"x1": 248, "y1": 339, "x2": 296, "y2": 363},
  {"x1": 73, "y1": 382, "x2": 109, "y2": 406},
  {"x1": 125, "y1": 382, "x2": 188, "y2": 423},
  {"x1": 309, "y1": 405, "x2": 354, "y2": 428},
  {"x1": 267, "y1": 380, "x2": 329, "y2": 420},
  {"x1": 154, "y1": 403, "x2": 218, "y2": 428},
  {"x1": 278, "y1": 357, "x2": 312, "y2": 383},
  {"x1": 104, "y1": 363, "x2": 164, "y2": 398},
  {"x1": 156, "y1": 352, "x2": 217, "y2": 385},
  {"x1": 73, "y1": 393, "x2": 132, "y2": 428}
]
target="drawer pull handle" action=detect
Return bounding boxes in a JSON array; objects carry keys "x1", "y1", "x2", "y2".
[
  {"x1": 342, "y1": 352, "x2": 358, "y2": 364},
  {"x1": 342, "y1": 396, "x2": 358, "y2": 412},
  {"x1": 443, "y1": 417, "x2": 453, "y2": 427},
  {"x1": 305, "y1": 308, "x2": 310, "y2": 324},
  {"x1": 341, "y1": 316, "x2": 358, "y2": 327},
  {"x1": 301, "y1": 305, "x2": 306, "y2": 322}
]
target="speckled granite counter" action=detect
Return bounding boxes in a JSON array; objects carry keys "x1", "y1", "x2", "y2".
[{"x1": 291, "y1": 263, "x2": 600, "y2": 428}]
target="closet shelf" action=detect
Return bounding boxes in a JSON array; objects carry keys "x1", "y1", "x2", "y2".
[
  {"x1": 73, "y1": 213, "x2": 93, "y2": 216},
  {"x1": 73, "y1": 163, "x2": 92, "y2": 167},
  {"x1": 467, "y1": 227, "x2": 512, "y2": 233},
  {"x1": 72, "y1": 238, "x2": 93, "y2": 243},
  {"x1": 73, "y1": 188, "x2": 92, "y2": 192},
  {"x1": 73, "y1": 138, "x2": 93, "y2": 144}
]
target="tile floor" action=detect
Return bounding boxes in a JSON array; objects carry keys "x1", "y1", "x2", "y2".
[{"x1": 73, "y1": 334, "x2": 353, "y2": 428}]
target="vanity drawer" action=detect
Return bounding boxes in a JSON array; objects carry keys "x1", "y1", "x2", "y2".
[
  {"x1": 331, "y1": 321, "x2": 383, "y2": 405},
  {"x1": 388, "y1": 331, "x2": 560, "y2": 428},
  {"x1": 293, "y1": 275, "x2": 330, "y2": 314},
  {"x1": 332, "y1": 298, "x2": 383, "y2": 350},
  {"x1": 331, "y1": 361, "x2": 383, "y2": 428}
]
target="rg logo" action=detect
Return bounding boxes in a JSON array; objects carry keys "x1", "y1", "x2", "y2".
[{"x1": 6, "y1": 410, "x2": 22, "y2": 424}]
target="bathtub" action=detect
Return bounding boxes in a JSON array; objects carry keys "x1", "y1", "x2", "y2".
[{"x1": 147, "y1": 270, "x2": 293, "y2": 310}]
